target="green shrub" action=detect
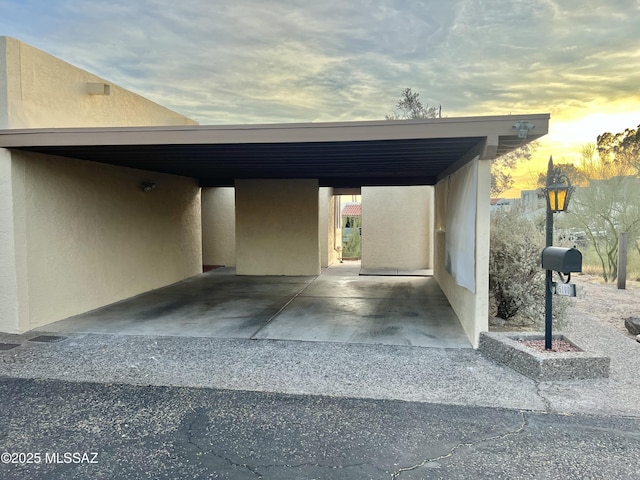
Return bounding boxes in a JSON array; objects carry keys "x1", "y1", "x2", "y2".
[
  {"x1": 489, "y1": 208, "x2": 570, "y2": 327},
  {"x1": 342, "y1": 230, "x2": 362, "y2": 259}
]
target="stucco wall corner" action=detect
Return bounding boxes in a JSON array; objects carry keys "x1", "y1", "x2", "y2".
[
  {"x1": 433, "y1": 158, "x2": 490, "y2": 348},
  {"x1": 0, "y1": 148, "x2": 26, "y2": 333},
  {"x1": 15, "y1": 150, "x2": 202, "y2": 329},
  {"x1": 0, "y1": 37, "x2": 9, "y2": 128}
]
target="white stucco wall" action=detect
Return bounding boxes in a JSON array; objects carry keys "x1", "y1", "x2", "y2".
[
  {"x1": 361, "y1": 186, "x2": 434, "y2": 271},
  {"x1": 0, "y1": 36, "x2": 197, "y2": 128},
  {"x1": 235, "y1": 179, "x2": 320, "y2": 275},
  {"x1": 201, "y1": 187, "x2": 236, "y2": 267},
  {"x1": 434, "y1": 159, "x2": 491, "y2": 347},
  {"x1": 6, "y1": 150, "x2": 202, "y2": 332}
]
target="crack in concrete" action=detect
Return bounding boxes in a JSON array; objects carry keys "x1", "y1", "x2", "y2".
[
  {"x1": 535, "y1": 382, "x2": 554, "y2": 412},
  {"x1": 184, "y1": 417, "x2": 387, "y2": 477},
  {"x1": 259, "y1": 461, "x2": 388, "y2": 474},
  {"x1": 390, "y1": 410, "x2": 529, "y2": 479},
  {"x1": 185, "y1": 417, "x2": 264, "y2": 478}
]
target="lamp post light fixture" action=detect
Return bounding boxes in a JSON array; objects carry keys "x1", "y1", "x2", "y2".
[{"x1": 543, "y1": 156, "x2": 575, "y2": 350}]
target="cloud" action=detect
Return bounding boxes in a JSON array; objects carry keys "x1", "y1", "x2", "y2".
[{"x1": 0, "y1": 0, "x2": 638, "y2": 129}]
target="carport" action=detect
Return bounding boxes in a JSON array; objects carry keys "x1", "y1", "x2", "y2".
[
  {"x1": 37, "y1": 261, "x2": 471, "y2": 348},
  {"x1": 0, "y1": 114, "x2": 548, "y2": 346}
]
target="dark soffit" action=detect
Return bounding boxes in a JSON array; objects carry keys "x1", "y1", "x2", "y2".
[{"x1": 15, "y1": 136, "x2": 485, "y2": 187}]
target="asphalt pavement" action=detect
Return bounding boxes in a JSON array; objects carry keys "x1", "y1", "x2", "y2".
[
  {"x1": 1, "y1": 301, "x2": 639, "y2": 479},
  {"x1": 1, "y1": 377, "x2": 639, "y2": 480}
]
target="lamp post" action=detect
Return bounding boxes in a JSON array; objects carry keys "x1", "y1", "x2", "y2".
[{"x1": 543, "y1": 156, "x2": 575, "y2": 350}]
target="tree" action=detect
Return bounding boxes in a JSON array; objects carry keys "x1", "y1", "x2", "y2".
[
  {"x1": 561, "y1": 137, "x2": 640, "y2": 282},
  {"x1": 563, "y1": 176, "x2": 640, "y2": 282},
  {"x1": 535, "y1": 161, "x2": 587, "y2": 189},
  {"x1": 490, "y1": 141, "x2": 539, "y2": 197},
  {"x1": 597, "y1": 125, "x2": 640, "y2": 177},
  {"x1": 386, "y1": 88, "x2": 441, "y2": 120}
]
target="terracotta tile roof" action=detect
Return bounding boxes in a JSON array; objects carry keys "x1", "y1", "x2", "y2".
[{"x1": 342, "y1": 204, "x2": 362, "y2": 216}]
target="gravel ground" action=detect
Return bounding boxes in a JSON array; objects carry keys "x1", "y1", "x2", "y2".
[
  {"x1": 572, "y1": 273, "x2": 640, "y2": 338},
  {"x1": 519, "y1": 338, "x2": 580, "y2": 352},
  {"x1": 491, "y1": 273, "x2": 640, "y2": 339}
]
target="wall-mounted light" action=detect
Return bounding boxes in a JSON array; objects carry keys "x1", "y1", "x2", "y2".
[
  {"x1": 140, "y1": 182, "x2": 156, "y2": 192},
  {"x1": 87, "y1": 82, "x2": 111, "y2": 95},
  {"x1": 512, "y1": 121, "x2": 535, "y2": 139}
]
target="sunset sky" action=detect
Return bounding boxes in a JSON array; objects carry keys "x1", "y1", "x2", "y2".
[{"x1": 1, "y1": 0, "x2": 639, "y2": 195}]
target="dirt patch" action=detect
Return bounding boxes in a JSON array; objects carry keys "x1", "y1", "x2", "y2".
[
  {"x1": 518, "y1": 338, "x2": 581, "y2": 353},
  {"x1": 572, "y1": 274, "x2": 640, "y2": 337}
]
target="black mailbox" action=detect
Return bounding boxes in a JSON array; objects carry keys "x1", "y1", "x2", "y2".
[{"x1": 541, "y1": 247, "x2": 582, "y2": 273}]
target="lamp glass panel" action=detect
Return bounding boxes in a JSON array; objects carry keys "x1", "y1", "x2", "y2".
[
  {"x1": 549, "y1": 190, "x2": 557, "y2": 211},
  {"x1": 556, "y1": 189, "x2": 567, "y2": 211},
  {"x1": 547, "y1": 186, "x2": 569, "y2": 212}
]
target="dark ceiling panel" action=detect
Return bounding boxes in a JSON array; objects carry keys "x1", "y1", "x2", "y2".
[{"x1": 16, "y1": 136, "x2": 485, "y2": 187}]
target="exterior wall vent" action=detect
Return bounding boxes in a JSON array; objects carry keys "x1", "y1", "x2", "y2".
[{"x1": 87, "y1": 82, "x2": 111, "y2": 95}]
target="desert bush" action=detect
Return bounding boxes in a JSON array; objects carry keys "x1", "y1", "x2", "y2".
[
  {"x1": 342, "y1": 230, "x2": 362, "y2": 259},
  {"x1": 489, "y1": 208, "x2": 570, "y2": 328}
]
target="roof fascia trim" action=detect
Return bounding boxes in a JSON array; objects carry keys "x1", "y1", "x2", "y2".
[{"x1": 0, "y1": 114, "x2": 550, "y2": 147}]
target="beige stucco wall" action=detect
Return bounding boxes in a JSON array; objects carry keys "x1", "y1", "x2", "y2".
[
  {"x1": 319, "y1": 188, "x2": 330, "y2": 268},
  {"x1": 319, "y1": 187, "x2": 340, "y2": 268},
  {"x1": 434, "y1": 159, "x2": 491, "y2": 347},
  {"x1": 5, "y1": 149, "x2": 201, "y2": 332},
  {"x1": 0, "y1": 148, "x2": 24, "y2": 332},
  {"x1": 202, "y1": 186, "x2": 336, "y2": 270},
  {"x1": 201, "y1": 187, "x2": 236, "y2": 267},
  {"x1": 328, "y1": 194, "x2": 341, "y2": 267},
  {"x1": 0, "y1": 37, "x2": 202, "y2": 333},
  {"x1": 235, "y1": 179, "x2": 320, "y2": 275},
  {"x1": 0, "y1": 150, "x2": 16, "y2": 331},
  {"x1": 0, "y1": 41, "x2": 8, "y2": 128},
  {"x1": 0, "y1": 36, "x2": 197, "y2": 128},
  {"x1": 361, "y1": 186, "x2": 434, "y2": 271}
]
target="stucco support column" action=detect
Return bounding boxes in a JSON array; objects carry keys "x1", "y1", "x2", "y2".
[
  {"x1": 433, "y1": 158, "x2": 490, "y2": 348},
  {"x1": 235, "y1": 179, "x2": 320, "y2": 275},
  {"x1": 0, "y1": 149, "x2": 28, "y2": 333},
  {"x1": 319, "y1": 187, "x2": 338, "y2": 268},
  {"x1": 361, "y1": 186, "x2": 434, "y2": 271},
  {"x1": 202, "y1": 187, "x2": 236, "y2": 268},
  {"x1": 473, "y1": 159, "x2": 491, "y2": 344}
]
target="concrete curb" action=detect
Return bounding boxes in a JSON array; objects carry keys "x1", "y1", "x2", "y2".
[{"x1": 479, "y1": 332, "x2": 610, "y2": 381}]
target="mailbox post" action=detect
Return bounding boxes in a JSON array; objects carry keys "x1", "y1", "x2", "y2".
[
  {"x1": 543, "y1": 158, "x2": 576, "y2": 350},
  {"x1": 542, "y1": 247, "x2": 582, "y2": 293}
]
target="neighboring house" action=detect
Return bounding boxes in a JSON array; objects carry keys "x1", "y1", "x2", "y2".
[
  {"x1": 490, "y1": 198, "x2": 515, "y2": 212},
  {"x1": 519, "y1": 189, "x2": 546, "y2": 212},
  {"x1": 0, "y1": 37, "x2": 549, "y2": 347},
  {"x1": 342, "y1": 203, "x2": 362, "y2": 236},
  {"x1": 490, "y1": 190, "x2": 545, "y2": 215},
  {"x1": 341, "y1": 203, "x2": 362, "y2": 259}
]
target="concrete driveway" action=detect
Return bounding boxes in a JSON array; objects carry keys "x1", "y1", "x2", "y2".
[{"x1": 39, "y1": 262, "x2": 471, "y2": 348}]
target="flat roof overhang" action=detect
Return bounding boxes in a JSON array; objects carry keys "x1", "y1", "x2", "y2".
[{"x1": 0, "y1": 114, "x2": 549, "y2": 187}]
